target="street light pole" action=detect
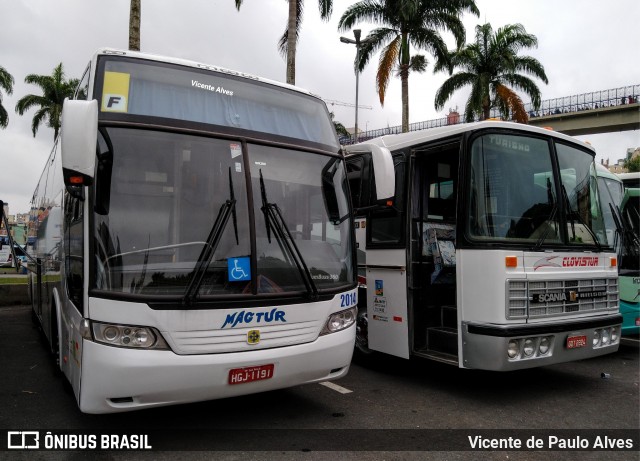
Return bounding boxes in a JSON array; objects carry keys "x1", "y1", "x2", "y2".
[{"x1": 340, "y1": 29, "x2": 365, "y2": 143}]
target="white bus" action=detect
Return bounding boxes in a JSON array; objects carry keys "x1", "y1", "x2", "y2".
[
  {"x1": 345, "y1": 121, "x2": 621, "y2": 370},
  {"x1": 28, "y1": 48, "x2": 365, "y2": 413}
]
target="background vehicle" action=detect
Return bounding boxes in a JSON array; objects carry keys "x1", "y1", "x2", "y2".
[
  {"x1": 0, "y1": 243, "x2": 28, "y2": 270},
  {"x1": 618, "y1": 171, "x2": 640, "y2": 189},
  {"x1": 345, "y1": 121, "x2": 621, "y2": 371},
  {"x1": 27, "y1": 48, "x2": 369, "y2": 413},
  {"x1": 596, "y1": 165, "x2": 640, "y2": 337}
]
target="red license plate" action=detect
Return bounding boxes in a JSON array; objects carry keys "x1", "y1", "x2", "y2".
[
  {"x1": 228, "y1": 364, "x2": 274, "y2": 385},
  {"x1": 566, "y1": 335, "x2": 587, "y2": 349}
]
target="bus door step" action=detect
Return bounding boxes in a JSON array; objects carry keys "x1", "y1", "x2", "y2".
[
  {"x1": 426, "y1": 326, "x2": 458, "y2": 356},
  {"x1": 441, "y1": 305, "x2": 457, "y2": 329}
]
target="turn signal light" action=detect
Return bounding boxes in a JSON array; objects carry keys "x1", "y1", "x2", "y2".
[{"x1": 505, "y1": 256, "x2": 518, "y2": 268}]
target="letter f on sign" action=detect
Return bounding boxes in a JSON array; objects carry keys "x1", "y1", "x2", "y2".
[
  {"x1": 102, "y1": 93, "x2": 127, "y2": 112},
  {"x1": 107, "y1": 96, "x2": 121, "y2": 107}
]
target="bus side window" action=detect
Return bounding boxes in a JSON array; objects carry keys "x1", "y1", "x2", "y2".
[
  {"x1": 368, "y1": 154, "x2": 406, "y2": 247},
  {"x1": 64, "y1": 192, "x2": 84, "y2": 311}
]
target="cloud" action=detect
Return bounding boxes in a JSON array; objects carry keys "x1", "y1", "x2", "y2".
[{"x1": 1, "y1": 0, "x2": 638, "y2": 213}]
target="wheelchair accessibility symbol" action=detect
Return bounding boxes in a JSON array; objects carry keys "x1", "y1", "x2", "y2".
[{"x1": 228, "y1": 256, "x2": 251, "y2": 282}]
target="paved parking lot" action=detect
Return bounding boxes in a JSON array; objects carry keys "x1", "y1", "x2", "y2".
[{"x1": 0, "y1": 304, "x2": 638, "y2": 460}]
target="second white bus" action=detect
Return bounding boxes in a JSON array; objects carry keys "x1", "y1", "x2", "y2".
[{"x1": 345, "y1": 121, "x2": 621, "y2": 370}]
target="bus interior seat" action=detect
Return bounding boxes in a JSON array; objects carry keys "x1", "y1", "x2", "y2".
[{"x1": 422, "y1": 222, "x2": 456, "y2": 284}]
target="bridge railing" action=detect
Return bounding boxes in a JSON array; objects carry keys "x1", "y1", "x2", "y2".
[{"x1": 340, "y1": 84, "x2": 640, "y2": 145}]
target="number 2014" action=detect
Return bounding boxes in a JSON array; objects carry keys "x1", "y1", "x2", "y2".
[{"x1": 340, "y1": 292, "x2": 357, "y2": 307}]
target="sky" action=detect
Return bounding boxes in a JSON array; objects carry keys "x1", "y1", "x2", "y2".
[{"x1": 1, "y1": 0, "x2": 639, "y2": 214}]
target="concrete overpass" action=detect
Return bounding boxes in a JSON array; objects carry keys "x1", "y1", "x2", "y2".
[
  {"x1": 340, "y1": 84, "x2": 640, "y2": 144},
  {"x1": 528, "y1": 103, "x2": 639, "y2": 136}
]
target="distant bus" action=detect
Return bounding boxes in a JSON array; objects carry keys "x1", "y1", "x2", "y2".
[
  {"x1": 596, "y1": 165, "x2": 640, "y2": 337},
  {"x1": 28, "y1": 48, "x2": 365, "y2": 413},
  {"x1": 345, "y1": 122, "x2": 621, "y2": 370},
  {"x1": 618, "y1": 171, "x2": 640, "y2": 189}
]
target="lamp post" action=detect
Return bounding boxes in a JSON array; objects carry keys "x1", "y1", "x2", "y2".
[{"x1": 340, "y1": 29, "x2": 367, "y2": 143}]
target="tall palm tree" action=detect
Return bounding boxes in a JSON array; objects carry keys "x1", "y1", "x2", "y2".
[
  {"x1": 0, "y1": 65, "x2": 14, "y2": 129},
  {"x1": 15, "y1": 63, "x2": 79, "y2": 139},
  {"x1": 434, "y1": 23, "x2": 548, "y2": 123},
  {"x1": 234, "y1": 0, "x2": 334, "y2": 85},
  {"x1": 338, "y1": 0, "x2": 479, "y2": 132},
  {"x1": 129, "y1": 0, "x2": 141, "y2": 51}
]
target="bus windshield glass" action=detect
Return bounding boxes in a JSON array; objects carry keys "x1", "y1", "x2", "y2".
[
  {"x1": 93, "y1": 128, "x2": 352, "y2": 298},
  {"x1": 96, "y1": 57, "x2": 338, "y2": 149},
  {"x1": 467, "y1": 133, "x2": 605, "y2": 247}
]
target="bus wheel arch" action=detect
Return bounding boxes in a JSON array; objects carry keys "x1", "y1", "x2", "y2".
[{"x1": 355, "y1": 307, "x2": 373, "y2": 355}]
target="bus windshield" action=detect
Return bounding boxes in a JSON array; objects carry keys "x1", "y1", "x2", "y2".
[
  {"x1": 96, "y1": 57, "x2": 338, "y2": 149},
  {"x1": 93, "y1": 128, "x2": 352, "y2": 299},
  {"x1": 467, "y1": 133, "x2": 605, "y2": 247}
]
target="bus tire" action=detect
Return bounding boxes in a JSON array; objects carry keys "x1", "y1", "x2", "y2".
[{"x1": 354, "y1": 308, "x2": 376, "y2": 363}]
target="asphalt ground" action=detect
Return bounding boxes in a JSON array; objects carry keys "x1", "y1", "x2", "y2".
[{"x1": 0, "y1": 304, "x2": 638, "y2": 461}]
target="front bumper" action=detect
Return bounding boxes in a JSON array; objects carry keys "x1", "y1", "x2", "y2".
[
  {"x1": 78, "y1": 325, "x2": 354, "y2": 414},
  {"x1": 461, "y1": 315, "x2": 622, "y2": 371}
]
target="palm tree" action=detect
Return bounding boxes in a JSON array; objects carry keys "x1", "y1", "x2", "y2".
[
  {"x1": 338, "y1": 0, "x2": 479, "y2": 132},
  {"x1": 234, "y1": 0, "x2": 334, "y2": 85},
  {"x1": 129, "y1": 0, "x2": 141, "y2": 51},
  {"x1": 329, "y1": 111, "x2": 349, "y2": 137},
  {"x1": 434, "y1": 23, "x2": 548, "y2": 123},
  {"x1": 0, "y1": 65, "x2": 14, "y2": 128},
  {"x1": 15, "y1": 63, "x2": 79, "y2": 139}
]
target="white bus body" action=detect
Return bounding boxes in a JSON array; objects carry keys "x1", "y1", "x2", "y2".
[
  {"x1": 345, "y1": 122, "x2": 621, "y2": 370},
  {"x1": 28, "y1": 49, "x2": 362, "y2": 413}
]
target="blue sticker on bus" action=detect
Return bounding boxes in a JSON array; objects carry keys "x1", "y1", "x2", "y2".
[
  {"x1": 375, "y1": 280, "x2": 383, "y2": 296},
  {"x1": 228, "y1": 257, "x2": 251, "y2": 282}
]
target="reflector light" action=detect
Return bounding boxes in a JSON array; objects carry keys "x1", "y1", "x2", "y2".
[
  {"x1": 610, "y1": 257, "x2": 617, "y2": 268},
  {"x1": 505, "y1": 256, "x2": 517, "y2": 268},
  {"x1": 69, "y1": 176, "x2": 84, "y2": 184},
  {"x1": 386, "y1": 200, "x2": 393, "y2": 207}
]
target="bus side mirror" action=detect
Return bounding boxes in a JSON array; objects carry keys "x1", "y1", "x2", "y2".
[
  {"x1": 370, "y1": 145, "x2": 395, "y2": 203},
  {"x1": 61, "y1": 98, "x2": 98, "y2": 200}
]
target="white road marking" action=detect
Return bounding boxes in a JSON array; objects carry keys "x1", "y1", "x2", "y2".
[{"x1": 319, "y1": 381, "x2": 353, "y2": 394}]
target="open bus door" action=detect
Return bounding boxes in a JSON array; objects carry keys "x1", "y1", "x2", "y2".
[{"x1": 346, "y1": 143, "x2": 412, "y2": 358}]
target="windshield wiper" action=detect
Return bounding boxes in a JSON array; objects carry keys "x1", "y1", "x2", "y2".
[
  {"x1": 562, "y1": 185, "x2": 602, "y2": 250},
  {"x1": 183, "y1": 168, "x2": 238, "y2": 306},
  {"x1": 534, "y1": 178, "x2": 558, "y2": 250},
  {"x1": 259, "y1": 169, "x2": 319, "y2": 300}
]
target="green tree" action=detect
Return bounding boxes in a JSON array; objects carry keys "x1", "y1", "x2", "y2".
[
  {"x1": 338, "y1": 0, "x2": 478, "y2": 132},
  {"x1": 0, "y1": 65, "x2": 14, "y2": 128},
  {"x1": 329, "y1": 111, "x2": 349, "y2": 137},
  {"x1": 15, "y1": 63, "x2": 79, "y2": 139},
  {"x1": 434, "y1": 23, "x2": 548, "y2": 123},
  {"x1": 624, "y1": 155, "x2": 640, "y2": 173},
  {"x1": 129, "y1": 0, "x2": 141, "y2": 51},
  {"x1": 234, "y1": 0, "x2": 335, "y2": 85}
]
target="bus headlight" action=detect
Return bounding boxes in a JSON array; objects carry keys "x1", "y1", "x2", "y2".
[
  {"x1": 523, "y1": 338, "x2": 535, "y2": 357},
  {"x1": 320, "y1": 307, "x2": 357, "y2": 336},
  {"x1": 507, "y1": 339, "x2": 519, "y2": 358},
  {"x1": 610, "y1": 327, "x2": 619, "y2": 343},
  {"x1": 601, "y1": 328, "x2": 610, "y2": 345},
  {"x1": 539, "y1": 336, "x2": 552, "y2": 355},
  {"x1": 92, "y1": 322, "x2": 169, "y2": 349},
  {"x1": 593, "y1": 329, "x2": 601, "y2": 347}
]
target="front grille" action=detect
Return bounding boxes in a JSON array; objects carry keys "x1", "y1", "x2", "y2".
[
  {"x1": 507, "y1": 278, "x2": 619, "y2": 320},
  {"x1": 168, "y1": 320, "x2": 321, "y2": 354}
]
